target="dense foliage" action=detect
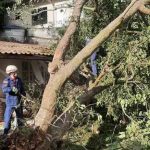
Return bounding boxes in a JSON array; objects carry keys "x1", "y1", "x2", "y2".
[{"x1": 59, "y1": 0, "x2": 150, "y2": 149}]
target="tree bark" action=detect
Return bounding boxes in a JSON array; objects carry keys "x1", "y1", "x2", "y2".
[{"x1": 35, "y1": 0, "x2": 150, "y2": 133}]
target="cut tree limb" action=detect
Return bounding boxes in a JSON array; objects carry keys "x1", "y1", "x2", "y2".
[{"x1": 139, "y1": 4, "x2": 150, "y2": 14}]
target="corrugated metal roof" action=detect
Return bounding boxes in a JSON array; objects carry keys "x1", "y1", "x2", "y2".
[{"x1": 0, "y1": 41, "x2": 53, "y2": 56}]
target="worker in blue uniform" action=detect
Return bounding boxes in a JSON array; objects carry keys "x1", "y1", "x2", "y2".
[
  {"x1": 86, "y1": 37, "x2": 107, "y2": 76},
  {"x1": 86, "y1": 37, "x2": 98, "y2": 76},
  {"x1": 2, "y1": 65, "x2": 25, "y2": 135}
]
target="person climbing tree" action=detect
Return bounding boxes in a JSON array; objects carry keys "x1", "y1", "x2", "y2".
[{"x1": 86, "y1": 37, "x2": 107, "y2": 76}]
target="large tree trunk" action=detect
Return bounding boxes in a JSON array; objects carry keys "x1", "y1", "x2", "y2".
[{"x1": 35, "y1": 0, "x2": 150, "y2": 134}]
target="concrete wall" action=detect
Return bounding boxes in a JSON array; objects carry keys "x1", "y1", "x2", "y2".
[{"x1": 0, "y1": 28, "x2": 25, "y2": 43}]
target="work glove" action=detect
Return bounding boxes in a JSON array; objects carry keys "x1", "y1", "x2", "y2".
[{"x1": 12, "y1": 87, "x2": 18, "y2": 94}]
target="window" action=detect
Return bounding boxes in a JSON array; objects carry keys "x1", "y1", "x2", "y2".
[
  {"x1": 32, "y1": 7, "x2": 47, "y2": 26},
  {"x1": 22, "y1": 61, "x2": 35, "y2": 83},
  {"x1": 22, "y1": 61, "x2": 49, "y2": 84},
  {"x1": 40, "y1": 63, "x2": 49, "y2": 82},
  {"x1": 15, "y1": 12, "x2": 21, "y2": 20}
]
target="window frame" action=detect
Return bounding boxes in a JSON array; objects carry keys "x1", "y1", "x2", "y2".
[{"x1": 32, "y1": 7, "x2": 48, "y2": 26}]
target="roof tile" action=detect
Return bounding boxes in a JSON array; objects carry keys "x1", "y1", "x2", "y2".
[{"x1": 0, "y1": 41, "x2": 53, "y2": 56}]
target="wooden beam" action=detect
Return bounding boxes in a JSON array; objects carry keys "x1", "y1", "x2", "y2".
[{"x1": 0, "y1": 54, "x2": 53, "y2": 61}]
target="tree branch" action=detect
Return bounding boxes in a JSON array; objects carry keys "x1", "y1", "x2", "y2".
[
  {"x1": 83, "y1": 6, "x2": 95, "y2": 11},
  {"x1": 49, "y1": 0, "x2": 88, "y2": 74},
  {"x1": 139, "y1": 4, "x2": 150, "y2": 15},
  {"x1": 50, "y1": 79, "x2": 138, "y2": 141}
]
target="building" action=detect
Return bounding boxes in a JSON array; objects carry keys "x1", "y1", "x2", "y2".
[{"x1": 1, "y1": 0, "x2": 74, "y2": 45}]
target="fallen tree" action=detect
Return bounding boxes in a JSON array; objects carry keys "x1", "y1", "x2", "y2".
[
  {"x1": 35, "y1": 0, "x2": 150, "y2": 132},
  {"x1": 3, "y1": 0, "x2": 150, "y2": 149}
]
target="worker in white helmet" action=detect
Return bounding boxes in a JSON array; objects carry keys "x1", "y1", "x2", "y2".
[{"x1": 2, "y1": 65, "x2": 25, "y2": 135}]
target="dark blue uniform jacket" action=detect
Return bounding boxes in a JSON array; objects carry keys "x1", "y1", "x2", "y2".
[{"x1": 2, "y1": 76, "x2": 25, "y2": 107}]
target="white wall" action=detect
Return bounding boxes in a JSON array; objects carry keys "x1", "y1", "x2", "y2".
[{"x1": 53, "y1": 1, "x2": 73, "y2": 28}]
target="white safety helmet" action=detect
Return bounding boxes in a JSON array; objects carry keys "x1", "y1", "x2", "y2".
[{"x1": 6, "y1": 65, "x2": 18, "y2": 74}]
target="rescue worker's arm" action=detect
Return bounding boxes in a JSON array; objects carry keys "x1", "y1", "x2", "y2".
[{"x1": 2, "y1": 79, "x2": 11, "y2": 94}]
